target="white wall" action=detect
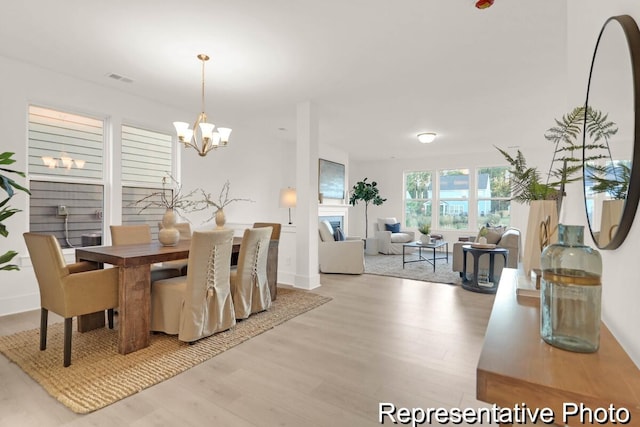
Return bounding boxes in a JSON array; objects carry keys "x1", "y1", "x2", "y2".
[
  {"x1": 0, "y1": 55, "x2": 294, "y2": 315},
  {"x1": 566, "y1": 0, "x2": 640, "y2": 365}
]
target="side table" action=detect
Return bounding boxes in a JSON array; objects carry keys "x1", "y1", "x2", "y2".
[{"x1": 461, "y1": 245, "x2": 508, "y2": 294}]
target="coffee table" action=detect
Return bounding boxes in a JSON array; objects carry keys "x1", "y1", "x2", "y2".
[{"x1": 402, "y1": 241, "x2": 449, "y2": 272}]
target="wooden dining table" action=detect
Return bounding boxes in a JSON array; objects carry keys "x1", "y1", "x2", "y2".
[{"x1": 75, "y1": 238, "x2": 241, "y2": 355}]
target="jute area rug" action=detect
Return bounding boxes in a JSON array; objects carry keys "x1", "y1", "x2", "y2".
[
  {"x1": 365, "y1": 253, "x2": 462, "y2": 285},
  {"x1": 0, "y1": 287, "x2": 331, "y2": 414}
]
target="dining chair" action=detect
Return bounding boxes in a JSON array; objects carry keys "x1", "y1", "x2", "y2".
[
  {"x1": 158, "y1": 222, "x2": 192, "y2": 275},
  {"x1": 110, "y1": 224, "x2": 183, "y2": 281},
  {"x1": 252, "y1": 222, "x2": 281, "y2": 301},
  {"x1": 231, "y1": 227, "x2": 272, "y2": 319},
  {"x1": 23, "y1": 233, "x2": 119, "y2": 367},
  {"x1": 150, "y1": 229, "x2": 236, "y2": 342}
]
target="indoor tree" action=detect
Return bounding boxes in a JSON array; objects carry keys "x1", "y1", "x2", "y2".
[
  {"x1": 1, "y1": 152, "x2": 30, "y2": 271},
  {"x1": 348, "y1": 178, "x2": 386, "y2": 239}
]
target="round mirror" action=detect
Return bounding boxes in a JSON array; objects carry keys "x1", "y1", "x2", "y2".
[{"x1": 583, "y1": 15, "x2": 640, "y2": 249}]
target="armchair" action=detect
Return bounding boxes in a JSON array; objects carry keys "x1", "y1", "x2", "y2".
[
  {"x1": 452, "y1": 227, "x2": 521, "y2": 279},
  {"x1": 23, "y1": 233, "x2": 119, "y2": 367},
  {"x1": 374, "y1": 217, "x2": 415, "y2": 255},
  {"x1": 318, "y1": 220, "x2": 364, "y2": 274}
]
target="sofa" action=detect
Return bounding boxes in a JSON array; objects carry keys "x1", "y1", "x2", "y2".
[
  {"x1": 374, "y1": 217, "x2": 415, "y2": 255},
  {"x1": 318, "y1": 220, "x2": 365, "y2": 274},
  {"x1": 452, "y1": 226, "x2": 521, "y2": 279}
]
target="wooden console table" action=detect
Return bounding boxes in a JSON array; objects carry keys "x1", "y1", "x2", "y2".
[{"x1": 477, "y1": 268, "x2": 640, "y2": 425}]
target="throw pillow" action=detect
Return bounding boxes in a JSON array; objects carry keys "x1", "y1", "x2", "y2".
[
  {"x1": 385, "y1": 222, "x2": 401, "y2": 233},
  {"x1": 485, "y1": 226, "x2": 506, "y2": 244},
  {"x1": 378, "y1": 217, "x2": 397, "y2": 232},
  {"x1": 333, "y1": 227, "x2": 345, "y2": 241}
]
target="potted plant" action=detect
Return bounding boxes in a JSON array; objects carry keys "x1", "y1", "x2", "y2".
[
  {"x1": 496, "y1": 105, "x2": 617, "y2": 274},
  {"x1": 496, "y1": 105, "x2": 617, "y2": 210},
  {"x1": 348, "y1": 178, "x2": 386, "y2": 239},
  {"x1": 418, "y1": 223, "x2": 431, "y2": 244},
  {"x1": 191, "y1": 180, "x2": 254, "y2": 228},
  {"x1": 131, "y1": 173, "x2": 198, "y2": 246},
  {"x1": 1, "y1": 152, "x2": 30, "y2": 271},
  {"x1": 477, "y1": 226, "x2": 489, "y2": 245}
]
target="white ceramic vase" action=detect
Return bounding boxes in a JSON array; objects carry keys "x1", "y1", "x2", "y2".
[
  {"x1": 215, "y1": 209, "x2": 226, "y2": 229},
  {"x1": 420, "y1": 234, "x2": 430, "y2": 244},
  {"x1": 158, "y1": 209, "x2": 180, "y2": 246}
]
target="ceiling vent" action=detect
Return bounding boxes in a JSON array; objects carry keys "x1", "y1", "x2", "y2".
[{"x1": 106, "y1": 73, "x2": 133, "y2": 83}]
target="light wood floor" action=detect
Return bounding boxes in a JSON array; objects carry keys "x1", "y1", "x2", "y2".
[{"x1": 0, "y1": 273, "x2": 499, "y2": 426}]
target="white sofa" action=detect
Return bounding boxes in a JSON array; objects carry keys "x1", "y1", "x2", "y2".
[
  {"x1": 318, "y1": 220, "x2": 365, "y2": 274},
  {"x1": 374, "y1": 217, "x2": 415, "y2": 255}
]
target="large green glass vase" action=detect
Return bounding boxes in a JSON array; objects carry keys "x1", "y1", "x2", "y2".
[{"x1": 540, "y1": 224, "x2": 602, "y2": 353}]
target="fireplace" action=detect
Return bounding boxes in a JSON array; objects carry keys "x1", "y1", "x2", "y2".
[{"x1": 319, "y1": 215, "x2": 343, "y2": 231}]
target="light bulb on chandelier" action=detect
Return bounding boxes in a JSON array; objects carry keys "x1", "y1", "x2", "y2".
[{"x1": 173, "y1": 54, "x2": 232, "y2": 157}]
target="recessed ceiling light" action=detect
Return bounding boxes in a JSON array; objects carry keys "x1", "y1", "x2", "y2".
[{"x1": 417, "y1": 132, "x2": 437, "y2": 144}]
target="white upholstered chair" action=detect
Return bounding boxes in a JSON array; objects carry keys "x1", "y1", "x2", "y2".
[
  {"x1": 150, "y1": 229, "x2": 236, "y2": 342},
  {"x1": 318, "y1": 220, "x2": 365, "y2": 274},
  {"x1": 374, "y1": 217, "x2": 415, "y2": 255},
  {"x1": 110, "y1": 224, "x2": 183, "y2": 281},
  {"x1": 23, "y1": 233, "x2": 119, "y2": 367},
  {"x1": 230, "y1": 227, "x2": 272, "y2": 319}
]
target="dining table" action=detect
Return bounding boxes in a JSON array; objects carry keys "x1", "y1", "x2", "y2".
[{"x1": 75, "y1": 238, "x2": 242, "y2": 354}]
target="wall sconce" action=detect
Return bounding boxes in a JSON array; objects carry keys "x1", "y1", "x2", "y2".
[{"x1": 279, "y1": 187, "x2": 297, "y2": 224}]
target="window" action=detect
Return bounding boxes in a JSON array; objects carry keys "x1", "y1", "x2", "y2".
[
  {"x1": 476, "y1": 166, "x2": 511, "y2": 228},
  {"x1": 438, "y1": 169, "x2": 469, "y2": 230},
  {"x1": 27, "y1": 107, "x2": 175, "y2": 247},
  {"x1": 403, "y1": 166, "x2": 511, "y2": 232},
  {"x1": 121, "y1": 125, "x2": 174, "y2": 238},
  {"x1": 28, "y1": 106, "x2": 105, "y2": 248},
  {"x1": 404, "y1": 171, "x2": 433, "y2": 228}
]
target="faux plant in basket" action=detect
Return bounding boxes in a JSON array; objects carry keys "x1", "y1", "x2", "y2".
[
  {"x1": 0, "y1": 152, "x2": 30, "y2": 271},
  {"x1": 348, "y1": 178, "x2": 386, "y2": 239}
]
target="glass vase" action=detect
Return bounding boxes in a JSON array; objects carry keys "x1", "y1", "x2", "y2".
[{"x1": 540, "y1": 224, "x2": 602, "y2": 353}]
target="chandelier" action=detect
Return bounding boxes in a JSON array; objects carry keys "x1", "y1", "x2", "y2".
[{"x1": 173, "y1": 54, "x2": 232, "y2": 157}]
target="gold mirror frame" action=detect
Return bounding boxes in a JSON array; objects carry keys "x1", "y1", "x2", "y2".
[{"x1": 583, "y1": 15, "x2": 640, "y2": 249}]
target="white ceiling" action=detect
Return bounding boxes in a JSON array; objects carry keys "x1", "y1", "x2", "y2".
[{"x1": 0, "y1": 0, "x2": 568, "y2": 161}]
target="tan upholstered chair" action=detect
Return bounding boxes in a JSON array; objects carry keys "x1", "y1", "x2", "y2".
[
  {"x1": 252, "y1": 222, "x2": 281, "y2": 300},
  {"x1": 230, "y1": 227, "x2": 272, "y2": 319},
  {"x1": 150, "y1": 229, "x2": 236, "y2": 342},
  {"x1": 110, "y1": 224, "x2": 183, "y2": 281},
  {"x1": 318, "y1": 220, "x2": 365, "y2": 274},
  {"x1": 23, "y1": 233, "x2": 119, "y2": 367},
  {"x1": 158, "y1": 222, "x2": 192, "y2": 275}
]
